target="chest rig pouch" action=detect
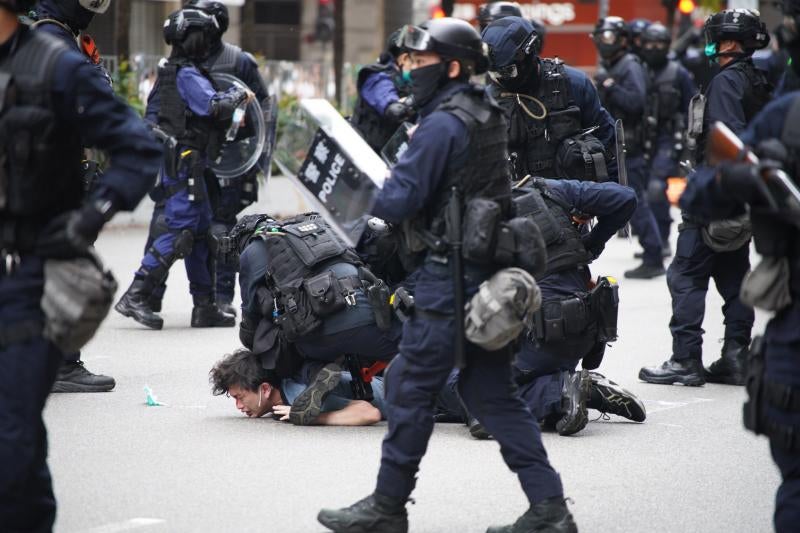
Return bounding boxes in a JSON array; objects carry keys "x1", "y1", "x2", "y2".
[
  {"x1": 261, "y1": 213, "x2": 362, "y2": 341},
  {"x1": 512, "y1": 180, "x2": 593, "y2": 276},
  {"x1": 0, "y1": 31, "x2": 81, "y2": 218}
]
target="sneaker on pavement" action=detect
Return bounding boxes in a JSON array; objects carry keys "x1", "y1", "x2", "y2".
[
  {"x1": 52, "y1": 361, "x2": 115, "y2": 393},
  {"x1": 318, "y1": 492, "x2": 408, "y2": 533},
  {"x1": 556, "y1": 370, "x2": 590, "y2": 436},
  {"x1": 289, "y1": 363, "x2": 342, "y2": 425},
  {"x1": 639, "y1": 358, "x2": 705, "y2": 386},
  {"x1": 588, "y1": 372, "x2": 646, "y2": 422},
  {"x1": 486, "y1": 497, "x2": 578, "y2": 533}
]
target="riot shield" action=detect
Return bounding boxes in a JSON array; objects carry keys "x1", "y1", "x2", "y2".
[
  {"x1": 209, "y1": 72, "x2": 266, "y2": 180},
  {"x1": 274, "y1": 98, "x2": 386, "y2": 247},
  {"x1": 380, "y1": 122, "x2": 414, "y2": 167},
  {"x1": 615, "y1": 119, "x2": 632, "y2": 240},
  {"x1": 261, "y1": 94, "x2": 279, "y2": 180}
]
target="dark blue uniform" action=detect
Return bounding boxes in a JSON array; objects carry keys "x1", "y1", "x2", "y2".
[
  {"x1": 600, "y1": 54, "x2": 664, "y2": 268},
  {"x1": 0, "y1": 26, "x2": 160, "y2": 530},
  {"x1": 372, "y1": 80, "x2": 563, "y2": 504},
  {"x1": 647, "y1": 61, "x2": 696, "y2": 244},
  {"x1": 514, "y1": 179, "x2": 636, "y2": 420},
  {"x1": 238, "y1": 239, "x2": 400, "y2": 364},
  {"x1": 667, "y1": 60, "x2": 757, "y2": 364},
  {"x1": 145, "y1": 42, "x2": 268, "y2": 307},
  {"x1": 681, "y1": 92, "x2": 800, "y2": 533}
]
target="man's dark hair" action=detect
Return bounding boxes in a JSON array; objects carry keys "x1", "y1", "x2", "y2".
[{"x1": 209, "y1": 348, "x2": 279, "y2": 395}]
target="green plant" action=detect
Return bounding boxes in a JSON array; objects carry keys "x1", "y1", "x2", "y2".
[{"x1": 113, "y1": 58, "x2": 145, "y2": 116}]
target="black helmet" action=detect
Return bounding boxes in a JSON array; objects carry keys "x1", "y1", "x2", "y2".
[
  {"x1": 640, "y1": 22, "x2": 671, "y2": 68},
  {"x1": 627, "y1": 18, "x2": 651, "y2": 39},
  {"x1": 401, "y1": 17, "x2": 489, "y2": 75},
  {"x1": 185, "y1": 0, "x2": 228, "y2": 35},
  {"x1": 530, "y1": 18, "x2": 546, "y2": 54},
  {"x1": 164, "y1": 8, "x2": 219, "y2": 61},
  {"x1": 703, "y1": 9, "x2": 769, "y2": 52},
  {"x1": 482, "y1": 16, "x2": 539, "y2": 89},
  {"x1": 478, "y1": 1, "x2": 522, "y2": 31},
  {"x1": 592, "y1": 16, "x2": 628, "y2": 60}
]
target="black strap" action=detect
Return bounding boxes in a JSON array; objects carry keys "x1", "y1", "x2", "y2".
[
  {"x1": 765, "y1": 380, "x2": 800, "y2": 412},
  {"x1": 0, "y1": 320, "x2": 42, "y2": 348}
]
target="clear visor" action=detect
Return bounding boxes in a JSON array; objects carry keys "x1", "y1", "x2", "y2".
[
  {"x1": 401, "y1": 25, "x2": 433, "y2": 52},
  {"x1": 592, "y1": 30, "x2": 618, "y2": 45},
  {"x1": 488, "y1": 63, "x2": 518, "y2": 82},
  {"x1": 79, "y1": 0, "x2": 110, "y2": 14}
]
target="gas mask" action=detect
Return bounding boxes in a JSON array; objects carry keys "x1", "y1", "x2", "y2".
[
  {"x1": 488, "y1": 57, "x2": 536, "y2": 92},
  {"x1": 409, "y1": 62, "x2": 448, "y2": 108}
]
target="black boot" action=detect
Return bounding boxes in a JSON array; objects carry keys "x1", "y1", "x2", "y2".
[
  {"x1": 556, "y1": 370, "x2": 590, "y2": 436},
  {"x1": 624, "y1": 262, "x2": 666, "y2": 279},
  {"x1": 191, "y1": 294, "x2": 235, "y2": 328},
  {"x1": 318, "y1": 492, "x2": 408, "y2": 533},
  {"x1": 639, "y1": 358, "x2": 705, "y2": 386},
  {"x1": 289, "y1": 363, "x2": 342, "y2": 425},
  {"x1": 115, "y1": 277, "x2": 163, "y2": 330},
  {"x1": 486, "y1": 497, "x2": 578, "y2": 533},
  {"x1": 216, "y1": 295, "x2": 237, "y2": 317},
  {"x1": 705, "y1": 339, "x2": 748, "y2": 385},
  {"x1": 51, "y1": 361, "x2": 116, "y2": 393},
  {"x1": 147, "y1": 295, "x2": 163, "y2": 313},
  {"x1": 468, "y1": 417, "x2": 491, "y2": 440},
  {"x1": 587, "y1": 371, "x2": 646, "y2": 422}
]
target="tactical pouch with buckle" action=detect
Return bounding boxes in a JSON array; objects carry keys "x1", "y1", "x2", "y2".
[
  {"x1": 547, "y1": 105, "x2": 582, "y2": 142},
  {"x1": 304, "y1": 271, "x2": 347, "y2": 317},
  {"x1": 462, "y1": 198, "x2": 501, "y2": 263},
  {"x1": 360, "y1": 267, "x2": 393, "y2": 331},
  {"x1": 533, "y1": 295, "x2": 590, "y2": 343},
  {"x1": 275, "y1": 284, "x2": 321, "y2": 341},
  {"x1": 590, "y1": 276, "x2": 619, "y2": 343}
]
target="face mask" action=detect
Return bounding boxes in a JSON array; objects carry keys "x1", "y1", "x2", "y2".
[
  {"x1": 409, "y1": 62, "x2": 447, "y2": 108},
  {"x1": 492, "y1": 58, "x2": 535, "y2": 92},
  {"x1": 395, "y1": 69, "x2": 412, "y2": 89},
  {"x1": 642, "y1": 49, "x2": 668, "y2": 69},
  {"x1": 705, "y1": 42, "x2": 718, "y2": 61}
]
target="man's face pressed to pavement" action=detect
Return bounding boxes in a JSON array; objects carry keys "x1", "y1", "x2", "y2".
[{"x1": 228, "y1": 383, "x2": 273, "y2": 418}]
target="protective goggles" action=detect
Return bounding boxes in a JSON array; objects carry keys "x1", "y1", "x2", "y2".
[
  {"x1": 400, "y1": 25, "x2": 433, "y2": 52},
  {"x1": 592, "y1": 30, "x2": 619, "y2": 45},
  {"x1": 488, "y1": 63, "x2": 518, "y2": 81},
  {"x1": 173, "y1": 9, "x2": 219, "y2": 37},
  {"x1": 79, "y1": 0, "x2": 110, "y2": 14}
]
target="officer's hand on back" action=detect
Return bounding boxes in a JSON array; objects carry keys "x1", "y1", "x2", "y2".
[
  {"x1": 384, "y1": 101, "x2": 413, "y2": 124},
  {"x1": 37, "y1": 202, "x2": 111, "y2": 258}
]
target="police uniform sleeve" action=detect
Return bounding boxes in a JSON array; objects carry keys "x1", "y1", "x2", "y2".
[
  {"x1": 53, "y1": 55, "x2": 161, "y2": 211},
  {"x1": 238, "y1": 240, "x2": 270, "y2": 322},
  {"x1": 371, "y1": 111, "x2": 468, "y2": 223},
  {"x1": 567, "y1": 66, "x2": 619, "y2": 181},
  {"x1": 237, "y1": 51, "x2": 269, "y2": 102},
  {"x1": 678, "y1": 64, "x2": 697, "y2": 115},
  {"x1": 705, "y1": 68, "x2": 748, "y2": 135},
  {"x1": 144, "y1": 76, "x2": 162, "y2": 124},
  {"x1": 177, "y1": 66, "x2": 248, "y2": 122},
  {"x1": 605, "y1": 58, "x2": 647, "y2": 115}
]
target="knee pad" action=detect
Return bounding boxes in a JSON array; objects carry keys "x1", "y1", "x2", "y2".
[
  {"x1": 174, "y1": 229, "x2": 195, "y2": 259},
  {"x1": 150, "y1": 212, "x2": 168, "y2": 241}
]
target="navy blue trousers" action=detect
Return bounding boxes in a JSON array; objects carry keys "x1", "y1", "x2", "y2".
[
  {"x1": 376, "y1": 315, "x2": 563, "y2": 504},
  {"x1": 667, "y1": 226, "x2": 753, "y2": 360},
  {"x1": 763, "y1": 302, "x2": 800, "y2": 533},
  {"x1": 628, "y1": 155, "x2": 664, "y2": 266},
  {"x1": 648, "y1": 139, "x2": 678, "y2": 243},
  {"x1": 0, "y1": 256, "x2": 62, "y2": 532}
]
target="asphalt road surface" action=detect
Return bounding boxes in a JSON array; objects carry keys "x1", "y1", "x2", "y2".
[{"x1": 47, "y1": 219, "x2": 778, "y2": 533}]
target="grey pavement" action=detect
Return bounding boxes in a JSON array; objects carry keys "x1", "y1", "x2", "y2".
[{"x1": 47, "y1": 206, "x2": 778, "y2": 533}]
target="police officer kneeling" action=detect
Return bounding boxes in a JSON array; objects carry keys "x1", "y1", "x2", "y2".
[
  {"x1": 0, "y1": 0, "x2": 161, "y2": 526},
  {"x1": 317, "y1": 18, "x2": 576, "y2": 533},
  {"x1": 229, "y1": 212, "x2": 400, "y2": 425}
]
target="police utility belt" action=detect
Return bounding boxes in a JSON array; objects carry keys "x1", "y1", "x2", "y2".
[
  {"x1": 530, "y1": 276, "x2": 619, "y2": 345},
  {"x1": 160, "y1": 149, "x2": 207, "y2": 203}
]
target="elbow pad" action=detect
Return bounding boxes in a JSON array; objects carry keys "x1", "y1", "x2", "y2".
[{"x1": 210, "y1": 87, "x2": 248, "y2": 123}]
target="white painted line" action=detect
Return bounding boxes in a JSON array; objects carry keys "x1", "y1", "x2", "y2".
[
  {"x1": 79, "y1": 518, "x2": 165, "y2": 533},
  {"x1": 644, "y1": 397, "x2": 714, "y2": 414},
  {"x1": 657, "y1": 423, "x2": 685, "y2": 428}
]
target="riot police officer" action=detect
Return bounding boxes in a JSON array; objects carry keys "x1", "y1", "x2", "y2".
[
  {"x1": 481, "y1": 16, "x2": 618, "y2": 184},
  {"x1": 115, "y1": 8, "x2": 252, "y2": 330},
  {"x1": 317, "y1": 18, "x2": 576, "y2": 533},
  {"x1": 512, "y1": 178, "x2": 646, "y2": 436},
  {"x1": 639, "y1": 9, "x2": 771, "y2": 387},
  {"x1": 678, "y1": 5, "x2": 800, "y2": 526},
  {"x1": 626, "y1": 18, "x2": 651, "y2": 60},
  {"x1": 478, "y1": 1, "x2": 522, "y2": 32},
  {"x1": 593, "y1": 16, "x2": 666, "y2": 280},
  {"x1": 0, "y1": 0, "x2": 161, "y2": 526},
  {"x1": 640, "y1": 22, "x2": 696, "y2": 254},
  {"x1": 145, "y1": 0, "x2": 271, "y2": 317},
  {"x1": 230, "y1": 212, "x2": 400, "y2": 425},
  {"x1": 350, "y1": 30, "x2": 414, "y2": 154},
  {"x1": 27, "y1": 0, "x2": 117, "y2": 392}
]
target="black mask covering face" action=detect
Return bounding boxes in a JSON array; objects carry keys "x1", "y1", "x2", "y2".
[
  {"x1": 495, "y1": 56, "x2": 536, "y2": 92},
  {"x1": 641, "y1": 49, "x2": 668, "y2": 69},
  {"x1": 181, "y1": 29, "x2": 209, "y2": 61},
  {"x1": 409, "y1": 62, "x2": 448, "y2": 108}
]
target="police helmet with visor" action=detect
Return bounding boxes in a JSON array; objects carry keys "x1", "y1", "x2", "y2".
[
  {"x1": 185, "y1": 0, "x2": 229, "y2": 35},
  {"x1": 592, "y1": 16, "x2": 628, "y2": 59},
  {"x1": 400, "y1": 17, "x2": 489, "y2": 75},
  {"x1": 703, "y1": 9, "x2": 769, "y2": 59},
  {"x1": 640, "y1": 22, "x2": 671, "y2": 68},
  {"x1": 482, "y1": 16, "x2": 539, "y2": 86},
  {"x1": 163, "y1": 8, "x2": 219, "y2": 60},
  {"x1": 478, "y1": 1, "x2": 522, "y2": 31}
]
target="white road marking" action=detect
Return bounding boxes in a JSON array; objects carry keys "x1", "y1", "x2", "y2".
[
  {"x1": 79, "y1": 518, "x2": 165, "y2": 533},
  {"x1": 644, "y1": 397, "x2": 714, "y2": 414}
]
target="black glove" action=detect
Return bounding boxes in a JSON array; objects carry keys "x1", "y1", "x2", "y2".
[
  {"x1": 36, "y1": 201, "x2": 111, "y2": 259},
  {"x1": 754, "y1": 138, "x2": 789, "y2": 164},
  {"x1": 384, "y1": 101, "x2": 413, "y2": 124},
  {"x1": 582, "y1": 234, "x2": 605, "y2": 261},
  {"x1": 717, "y1": 161, "x2": 762, "y2": 205}
]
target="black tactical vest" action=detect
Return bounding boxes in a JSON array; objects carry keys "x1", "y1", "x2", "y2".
[
  {"x1": 602, "y1": 53, "x2": 647, "y2": 154},
  {"x1": 513, "y1": 181, "x2": 592, "y2": 276},
  {"x1": 426, "y1": 87, "x2": 513, "y2": 239},
  {"x1": 649, "y1": 60, "x2": 683, "y2": 130},
  {"x1": 350, "y1": 62, "x2": 401, "y2": 153},
  {"x1": 494, "y1": 59, "x2": 581, "y2": 179},
  {"x1": 0, "y1": 29, "x2": 83, "y2": 227},
  {"x1": 156, "y1": 61, "x2": 221, "y2": 155},
  {"x1": 205, "y1": 42, "x2": 240, "y2": 74}
]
